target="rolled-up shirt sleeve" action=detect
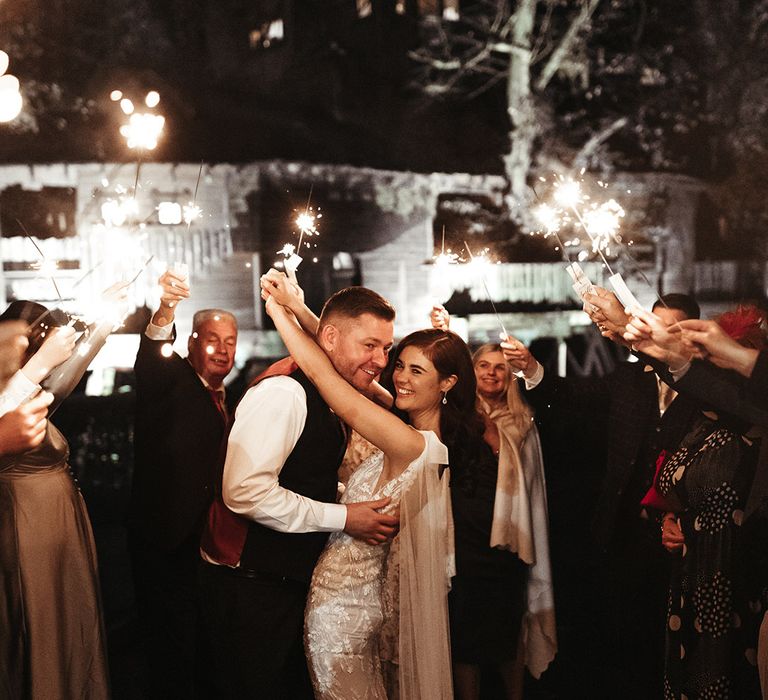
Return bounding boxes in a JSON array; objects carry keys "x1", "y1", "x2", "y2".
[{"x1": 222, "y1": 375, "x2": 347, "y2": 533}]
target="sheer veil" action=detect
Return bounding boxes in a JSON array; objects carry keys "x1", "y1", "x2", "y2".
[{"x1": 397, "y1": 431, "x2": 454, "y2": 700}]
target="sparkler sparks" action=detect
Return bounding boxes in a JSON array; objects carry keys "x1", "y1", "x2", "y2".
[{"x1": 464, "y1": 241, "x2": 508, "y2": 339}]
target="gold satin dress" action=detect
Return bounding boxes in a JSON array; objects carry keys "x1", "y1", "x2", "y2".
[{"x1": 0, "y1": 421, "x2": 109, "y2": 699}]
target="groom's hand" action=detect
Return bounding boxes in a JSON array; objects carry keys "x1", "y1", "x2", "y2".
[{"x1": 344, "y1": 497, "x2": 399, "y2": 545}]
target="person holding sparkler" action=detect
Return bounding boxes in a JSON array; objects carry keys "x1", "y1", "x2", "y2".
[
  {"x1": 0, "y1": 289, "x2": 128, "y2": 700},
  {"x1": 430, "y1": 306, "x2": 556, "y2": 699},
  {"x1": 503, "y1": 293, "x2": 701, "y2": 698},
  {"x1": 127, "y1": 268, "x2": 238, "y2": 700},
  {"x1": 591, "y1": 297, "x2": 768, "y2": 698}
]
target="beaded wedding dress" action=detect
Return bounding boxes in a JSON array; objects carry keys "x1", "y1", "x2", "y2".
[{"x1": 305, "y1": 430, "x2": 454, "y2": 700}]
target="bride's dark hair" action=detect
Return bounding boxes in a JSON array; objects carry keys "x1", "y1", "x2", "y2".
[{"x1": 389, "y1": 329, "x2": 489, "y2": 487}]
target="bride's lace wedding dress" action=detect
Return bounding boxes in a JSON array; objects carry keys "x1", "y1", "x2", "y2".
[{"x1": 304, "y1": 430, "x2": 454, "y2": 700}]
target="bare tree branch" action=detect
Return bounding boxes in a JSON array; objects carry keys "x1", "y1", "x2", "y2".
[{"x1": 534, "y1": 0, "x2": 601, "y2": 92}]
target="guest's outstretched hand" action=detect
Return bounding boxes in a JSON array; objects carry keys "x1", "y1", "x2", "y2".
[
  {"x1": 0, "y1": 390, "x2": 53, "y2": 456},
  {"x1": 500, "y1": 336, "x2": 537, "y2": 378},
  {"x1": 583, "y1": 287, "x2": 630, "y2": 338},
  {"x1": 430, "y1": 305, "x2": 450, "y2": 331},
  {"x1": 677, "y1": 319, "x2": 759, "y2": 377},
  {"x1": 152, "y1": 270, "x2": 190, "y2": 327},
  {"x1": 623, "y1": 308, "x2": 691, "y2": 370}
]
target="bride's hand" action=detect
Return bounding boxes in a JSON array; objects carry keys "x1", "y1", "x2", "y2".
[
  {"x1": 264, "y1": 293, "x2": 294, "y2": 321},
  {"x1": 260, "y1": 268, "x2": 304, "y2": 312}
]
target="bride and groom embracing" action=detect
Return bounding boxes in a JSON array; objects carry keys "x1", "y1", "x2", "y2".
[{"x1": 201, "y1": 275, "x2": 471, "y2": 699}]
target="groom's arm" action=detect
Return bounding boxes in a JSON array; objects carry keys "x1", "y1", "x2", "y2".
[
  {"x1": 222, "y1": 376, "x2": 347, "y2": 532},
  {"x1": 223, "y1": 375, "x2": 398, "y2": 544}
]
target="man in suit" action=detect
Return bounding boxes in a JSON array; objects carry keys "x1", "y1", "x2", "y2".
[
  {"x1": 128, "y1": 269, "x2": 237, "y2": 699},
  {"x1": 199, "y1": 283, "x2": 400, "y2": 700},
  {"x1": 505, "y1": 293, "x2": 701, "y2": 699}
]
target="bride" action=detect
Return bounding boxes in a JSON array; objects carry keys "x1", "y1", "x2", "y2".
[{"x1": 264, "y1": 291, "x2": 478, "y2": 700}]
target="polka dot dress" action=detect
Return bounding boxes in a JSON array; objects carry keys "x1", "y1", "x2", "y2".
[{"x1": 658, "y1": 415, "x2": 762, "y2": 699}]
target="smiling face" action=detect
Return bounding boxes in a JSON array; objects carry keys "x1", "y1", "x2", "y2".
[
  {"x1": 392, "y1": 345, "x2": 456, "y2": 421},
  {"x1": 473, "y1": 349, "x2": 508, "y2": 402},
  {"x1": 321, "y1": 313, "x2": 394, "y2": 392},
  {"x1": 187, "y1": 317, "x2": 237, "y2": 388}
]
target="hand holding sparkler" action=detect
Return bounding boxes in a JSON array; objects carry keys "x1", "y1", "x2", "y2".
[
  {"x1": 500, "y1": 336, "x2": 538, "y2": 379},
  {"x1": 21, "y1": 326, "x2": 77, "y2": 385},
  {"x1": 430, "y1": 305, "x2": 450, "y2": 331},
  {"x1": 582, "y1": 287, "x2": 631, "y2": 339},
  {"x1": 260, "y1": 268, "x2": 321, "y2": 335},
  {"x1": 153, "y1": 269, "x2": 190, "y2": 327},
  {"x1": 623, "y1": 308, "x2": 691, "y2": 370},
  {"x1": 260, "y1": 268, "x2": 305, "y2": 310},
  {"x1": 676, "y1": 319, "x2": 760, "y2": 377},
  {"x1": 0, "y1": 391, "x2": 53, "y2": 456}
]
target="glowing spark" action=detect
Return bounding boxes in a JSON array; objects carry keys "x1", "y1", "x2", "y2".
[
  {"x1": 145, "y1": 91, "x2": 160, "y2": 108},
  {"x1": 533, "y1": 203, "x2": 562, "y2": 234},
  {"x1": 582, "y1": 199, "x2": 625, "y2": 255},
  {"x1": 120, "y1": 98, "x2": 134, "y2": 115},
  {"x1": 433, "y1": 251, "x2": 460, "y2": 268},
  {"x1": 553, "y1": 179, "x2": 584, "y2": 209},
  {"x1": 205, "y1": 345, "x2": 214, "y2": 355},
  {"x1": 119, "y1": 112, "x2": 165, "y2": 150},
  {"x1": 109, "y1": 90, "x2": 122, "y2": 101},
  {"x1": 464, "y1": 241, "x2": 508, "y2": 338},
  {"x1": 295, "y1": 211, "x2": 318, "y2": 239},
  {"x1": 161, "y1": 343, "x2": 173, "y2": 358},
  {"x1": 278, "y1": 243, "x2": 295, "y2": 257},
  {"x1": 183, "y1": 203, "x2": 202, "y2": 225}
]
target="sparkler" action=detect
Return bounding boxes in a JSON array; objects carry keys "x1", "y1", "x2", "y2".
[
  {"x1": 17, "y1": 219, "x2": 63, "y2": 301},
  {"x1": 433, "y1": 226, "x2": 461, "y2": 268},
  {"x1": 184, "y1": 161, "x2": 205, "y2": 231},
  {"x1": 279, "y1": 187, "x2": 322, "y2": 283},
  {"x1": 535, "y1": 175, "x2": 645, "y2": 313},
  {"x1": 463, "y1": 241, "x2": 508, "y2": 339}
]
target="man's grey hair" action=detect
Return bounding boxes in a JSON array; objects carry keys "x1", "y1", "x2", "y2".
[{"x1": 191, "y1": 309, "x2": 238, "y2": 332}]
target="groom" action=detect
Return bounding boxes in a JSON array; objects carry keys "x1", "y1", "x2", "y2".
[{"x1": 200, "y1": 282, "x2": 400, "y2": 699}]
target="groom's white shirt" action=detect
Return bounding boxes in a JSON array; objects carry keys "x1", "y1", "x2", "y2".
[{"x1": 221, "y1": 375, "x2": 347, "y2": 533}]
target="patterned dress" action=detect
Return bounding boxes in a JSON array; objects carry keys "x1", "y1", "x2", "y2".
[
  {"x1": 658, "y1": 413, "x2": 763, "y2": 699},
  {"x1": 304, "y1": 431, "x2": 447, "y2": 700}
]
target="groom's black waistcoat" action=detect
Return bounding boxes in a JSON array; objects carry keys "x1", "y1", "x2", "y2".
[{"x1": 239, "y1": 369, "x2": 347, "y2": 584}]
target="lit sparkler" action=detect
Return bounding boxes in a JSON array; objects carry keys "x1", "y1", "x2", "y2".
[
  {"x1": 464, "y1": 241, "x2": 508, "y2": 339},
  {"x1": 433, "y1": 225, "x2": 461, "y2": 269},
  {"x1": 16, "y1": 219, "x2": 64, "y2": 301},
  {"x1": 279, "y1": 187, "x2": 322, "y2": 283}
]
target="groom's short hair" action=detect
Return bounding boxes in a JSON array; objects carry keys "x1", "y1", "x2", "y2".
[{"x1": 318, "y1": 287, "x2": 395, "y2": 333}]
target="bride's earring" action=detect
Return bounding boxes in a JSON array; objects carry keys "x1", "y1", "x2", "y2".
[{"x1": 442, "y1": 391, "x2": 448, "y2": 405}]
